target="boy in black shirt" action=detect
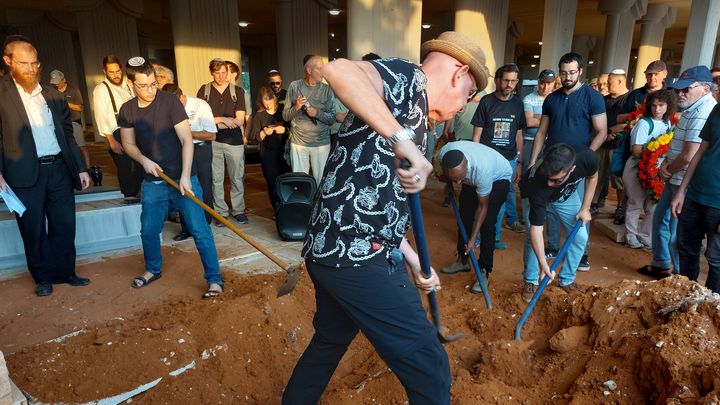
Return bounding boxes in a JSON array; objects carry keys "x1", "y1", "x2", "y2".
[{"x1": 519, "y1": 143, "x2": 597, "y2": 303}]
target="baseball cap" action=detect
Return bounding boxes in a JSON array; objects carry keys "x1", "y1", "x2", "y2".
[
  {"x1": 538, "y1": 69, "x2": 556, "y2": 83},
  {"x1": 668, "y1": 65, "x2": 713, "y2": 89},
  {"x1": 49, "y1": 70, "x2": 64, "y2": 85},
  {"x1": 421, "y1": 31, "x2": 490, "y2": 91},
  {"x1": 644, "y1": 60, "x2": 667, "y2": 74}
]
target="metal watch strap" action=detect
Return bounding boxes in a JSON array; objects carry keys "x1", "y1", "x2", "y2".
[{"x1": 386, "y1": 127, "x2": 416, "y2": 147}]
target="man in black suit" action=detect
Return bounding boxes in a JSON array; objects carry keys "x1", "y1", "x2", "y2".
[{"x1": 0, "y1": 35, "x2": 91, "y2": 296}]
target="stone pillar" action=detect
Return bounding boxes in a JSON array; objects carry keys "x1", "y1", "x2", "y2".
[
  {"x1": 539, "y1": 0, "x2": 577, "y2": 72},
  {"x1": 169, "y1": 0, "x2": 241, "y2": 103},
  {"x1": 633, "y1": 4, "x2": 675, "y2": 89},
  {"x1": 504, "y1": 21, "x2": 523, "y2": 64},
  {"x1": 611, "y1": 0, "x2": 647, "y2": 74},
  {"x1": 598, "y1": 0, "x2": 635, "y2": 74},
  {"x1": 714, "y1": 42, "x2": 720, "y2": 68},
  {"x1": 455, "y1": 0, "x2": 509, "y2": 91},
  {"x1": 681, "y1": 0, "x2": 720, "y2": 71},
  {"x1": 275, "y1": 0, "x2": 329, "y2": 83},
  {"x1": 571, "y1": 34, "x2": 597, "y2": 80},
  {"x1": 347, "y1": 0, "x2": 422, "y2": 63}
]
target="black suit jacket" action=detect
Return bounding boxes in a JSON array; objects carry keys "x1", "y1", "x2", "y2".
[{"x1": 0, "y1": 75, "x2": 86, "y2": 190}]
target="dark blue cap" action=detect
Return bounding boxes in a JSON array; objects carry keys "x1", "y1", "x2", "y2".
[{"x1": 668, "y1": 66, "x2": 712, "y2": 89}]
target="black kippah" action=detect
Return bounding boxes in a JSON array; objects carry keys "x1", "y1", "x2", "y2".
[{"x1": 441, "y1": 149, "x2": 465, "y2": 169}]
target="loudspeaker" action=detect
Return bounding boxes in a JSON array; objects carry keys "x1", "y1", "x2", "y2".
[{"x1": 275, "y1": 172, "x2": 317, "y2": 241}]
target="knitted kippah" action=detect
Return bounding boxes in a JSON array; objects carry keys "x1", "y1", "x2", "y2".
[{"x1": 128, "y1": 56, "x2": 145, "y2": 67}]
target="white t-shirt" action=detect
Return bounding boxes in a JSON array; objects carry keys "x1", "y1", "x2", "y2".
[
  {"x1": 630, "y1": 117, "x2": 669, "y2": 146},
  {"x1": 184, "y1": 96, "x2": 217, "y2": 143}
]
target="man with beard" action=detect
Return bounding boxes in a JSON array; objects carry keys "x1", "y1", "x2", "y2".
[
  {"x1": 0, "y1": 35, "x2": 91, "y2": 296},
  {"x1": 92, "y1": 55, "x2": 142, "y2": 203},
  {"x1": 529, "y1": 52, "x2": 607, "y2": 272}
]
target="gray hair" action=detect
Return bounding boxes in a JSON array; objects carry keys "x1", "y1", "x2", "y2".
[{"x1": 154, "y1": 64, "x2": 174, "y2": 82}]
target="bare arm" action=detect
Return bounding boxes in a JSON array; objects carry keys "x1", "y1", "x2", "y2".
[
  {"x1": 399, "y1": 237, "x2": 440, "y2": 293},
  {"x1": 174, "y1": 120, "x2": 195, "y2": 195},
  {"x1": 120, "y1": 127, "x2": 159, "y2": 176},
  {"x1": 666, "y1": 141, "x2": 702, "y2": 174},
  {"x1": 671, "y1": 140, "x2": 709, "y2": 218},
  {"x1": 68, "y1": 102, "x2": 83, "y2": 112},
  {"x1": 192, "y1": 131, "x2": 216, "y2": 141},
  {"x1": 588, "y1": 113, "x2": 608, "y2": 151},
  {"x1": 530, "y1": 225, "x2": 554, "y2": 281},
  {"x1": 577, "y1": 172, "x2": 598, "y2": 224},
  {"x1": 529, "y1": 116, "x2": 550, "y2": 166},
  {"x1": 524, "y1": 108, "x2": 541, "y2": 128},
  {"x1": 471, "y1": 126, "x2": 483, "y2": 143}
]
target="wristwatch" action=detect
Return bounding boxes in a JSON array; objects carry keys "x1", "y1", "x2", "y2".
[{"x1": 385, "y1": 127, "x2": 416, "y2": 147}]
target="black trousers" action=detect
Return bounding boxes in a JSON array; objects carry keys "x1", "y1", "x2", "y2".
[
  {"x1": 259, "y1": 145, "x2": 291, "y2": 209},
  {"x1": 678, "y1": 197, "x2": 720, "y2": 293},
  {"x1": 457, "y1": 180, "x2": 510, "y2": 274},
  {"x1": 282, "y1": 259, "x2": 451, "y2": 405},
  {"x1": 13, "y1": 158, "x2": 77, "y2": 284},
  {"x1": 180, "y1": 142, "x2": 214, "y2": 232},
  {"x1": 109, "y1": 130, "x2": 143, "y2": 198}
]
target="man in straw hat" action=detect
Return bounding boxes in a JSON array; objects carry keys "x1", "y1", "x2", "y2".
[{"x1": 282, "y1": 31, "x2": 488, "y2": 405}]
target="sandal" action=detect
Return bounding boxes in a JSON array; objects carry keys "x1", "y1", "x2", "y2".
[
  {"x1": 636, "y1": 265, "x2": 671, "y2": 280},
  {"x1": 202, "y1": 283, "x2": 224, "y2": 299},
  {"x1": 131, "y1": 273, "x2": 161, "y2": 288}
]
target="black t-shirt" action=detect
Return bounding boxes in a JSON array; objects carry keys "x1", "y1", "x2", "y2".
[
  {"x1": 249, "y1": 109, "x2": 287, "y2": 150},
  {"x1": 118, "y1": 91, "x2": 191, "y2": 181},
  {"x1": 622, "y1": 85, "x2": 651, "y2": 114},
  {"x1": 604, "y1": 92, "x2": 630, "y2": 127},
  {"x1": 471, "y1": 93, "x2": 526, "y2": 159},
  {"x1": 197, "y1": 84, "x2": 246, "y2": 145},
  {"x1": 519, "y1": 146, "x2": 598, "y2": 226}
]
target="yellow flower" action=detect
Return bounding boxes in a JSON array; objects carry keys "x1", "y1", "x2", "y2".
[
  {"x1": 658, "y1": 134, "x2": 672, "y2": 145},
  {"x1": 647, "y1": 140, "x2": 659, "y2": 152}
]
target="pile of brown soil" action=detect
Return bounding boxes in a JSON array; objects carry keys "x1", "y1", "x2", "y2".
[{"x1": 7, "y1": 272, "x2": 720, "y2": 404}]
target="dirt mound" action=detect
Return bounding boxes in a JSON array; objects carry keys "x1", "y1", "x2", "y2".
[{"x1": 7, "y1": 273, "x2": 720, "y2": 404}]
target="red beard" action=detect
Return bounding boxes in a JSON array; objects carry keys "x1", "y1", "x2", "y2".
[{"x1": 11, "y1": 70, "x2": 39, "y2": 91}]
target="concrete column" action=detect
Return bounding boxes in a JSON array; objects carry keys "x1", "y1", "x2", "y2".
[
  {"x1": 455, "y1": 0, "x2": 509, "y2": 91},
  {"x1": 347, "y1": 0, "x2": 422, "y2": 63},
  {"x1": 612, "y1": 0, "x2": 647, "y2": 74},
  {"x1": 571, "y1": 34, "x2": 597, "y2": 80},
  {"x1": 539, "y1": 0, "x2": 577, "y2": 72},
  {"x1": 70, "y1": 0, "x2": 141, "y2": 140},
  {"x1": 504, "y1": 21, "x2": 523, "y2": 64},
  {"x1": 598, "y1": 0, "x2": 635, "y2": 74},
  {"x1": 275, "y1": 0, "x2": 329, "y2": 83},
  {"x1": 681, "y1": 0, "x2": 720, "y2": 71},
  {"x1": 169, "y1": 0, "x2": 241, "y2": 103},
  {"x1": 633, "y1": 4, "x2": 676, "y2": 89},
  {"x1": 714, "y1": 42, "x2": 720, "y2": 68}
]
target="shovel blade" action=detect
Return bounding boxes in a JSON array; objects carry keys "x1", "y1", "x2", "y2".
[{"x1": 276, "y1": 265, "x2": 300, "y2": 297}]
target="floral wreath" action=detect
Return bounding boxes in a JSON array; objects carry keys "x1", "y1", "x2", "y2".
[
  {"x1": 608, "y1": 103, "x2": 646, "y2": 148},
  {"x1": 636, "y1": 113, "x2": 679, "y2": 201}
]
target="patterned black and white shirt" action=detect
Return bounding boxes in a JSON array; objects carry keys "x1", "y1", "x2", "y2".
[{"x1": 302, "y1": 58, "x2": 428, "y2": 268}]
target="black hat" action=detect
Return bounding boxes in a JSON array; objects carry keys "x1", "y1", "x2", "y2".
[{"x1": 539, "y1": 69, "x2": 556, "y2": 83}]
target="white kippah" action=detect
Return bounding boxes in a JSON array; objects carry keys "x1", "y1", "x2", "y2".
[
  {"x1": 128, "y1": 56, "x2": 145, "y2": 67},
  {"x1": 610, "y1": 69, "x2": 626, "y2": 75}
]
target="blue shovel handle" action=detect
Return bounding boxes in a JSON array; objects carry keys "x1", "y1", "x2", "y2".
[
  {"x1": 447, "y1": 187, "x2": 492, "y2": 309},
  {"x1": 514, "y1": 219, "x2": 583, "y2": 340}
]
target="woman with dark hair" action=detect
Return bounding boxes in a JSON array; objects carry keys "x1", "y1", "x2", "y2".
[
  {"x1": 249, "y1": 86, "x2": 291, "y2": 209},
  {"x1": 621, "y1": 89, "x2": 677, "y2": 249}
]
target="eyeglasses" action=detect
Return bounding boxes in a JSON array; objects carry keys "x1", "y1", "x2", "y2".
[
  {"x1": 270, "y1": 81, "x2": 281, "y2": 85},
  {"x1": 134, "y1": 81, "x2": 158, "y2": 91},
  {"x1": 678, "y1": 83, "x2": 702, "y2": 93},
  {"x1": 500, "y1": 79, "x2": 519, "y2": 84},
  {"x1": 12, "y1": 60, "x2": 40, "y2": 70},
  {"x1": 559, "y1": 70, "x2": 579, "y2": 77}
]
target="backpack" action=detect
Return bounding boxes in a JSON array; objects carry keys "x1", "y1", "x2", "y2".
[
  {"x1": 611, "y1": 116, "x2": 654, "y2": 177},
  {"x1": 203, "y1": 82, "x2": 236, "y2": 103}
]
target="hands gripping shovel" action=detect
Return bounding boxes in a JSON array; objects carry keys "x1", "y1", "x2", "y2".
[
  {"x1": 514, "y1": 219, "x2": 583, "y2": 340},
  {"x1": 156, "y1": 171, "x2": 301, "y2": 297}
]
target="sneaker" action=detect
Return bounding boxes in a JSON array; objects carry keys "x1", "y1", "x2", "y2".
[
  {"x1": 545, "y1": 248, "x2": 559, "y2": 259},
  {"x1": 577, "y1": 255, "x2": 590, "y2": 272},
  {"x1": 561, "y1": 282, "x2": 582, "y2": 294},
  {"x1": 521, "y1": 282, "x2": 537, "y2": 303},
  {"x1": 471, "y1": 279, "x2": 484, "y2": 294},
  {"x1": 495, "y1": 241, "x2": 507, "y2": 250},
  {"x1": 214, "y1": 216, "x2": 229, "y2": 227},
  {"x1": 625, "y1": 235, "x2": 642, "y2": 249},
  {"x1": 637, "y1": 236, "x2": 652, "y2": 249},
  {"x1": 504, "y1": 221, "x2": 526, "y2": 233},
  {"x1": 441, "y1": 259, "x2": 470, "y2": 274},
  {"x1": 234, "y1": 213, "x2": 249, "y2": 224}
]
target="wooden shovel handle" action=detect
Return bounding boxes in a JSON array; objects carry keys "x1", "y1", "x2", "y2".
[{"x1": 156, "y1": 171, "x2": 290, "y2": 271}]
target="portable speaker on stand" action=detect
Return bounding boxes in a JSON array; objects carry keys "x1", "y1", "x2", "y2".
[{"x1": 274, "y1": 172, "x2": 317, "y2": 241}]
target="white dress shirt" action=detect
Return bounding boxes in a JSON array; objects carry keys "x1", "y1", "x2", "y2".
[
  {"x1": 92, "y1": 79, "x2": 134, "y2": 137},
  {"x1": 15, "y1": 81, "x2": 61, "y2": 157}
]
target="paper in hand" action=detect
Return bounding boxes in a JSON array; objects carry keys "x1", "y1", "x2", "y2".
[{"x1": 0, "y1": 185, "x2": 27, "y2": 216}]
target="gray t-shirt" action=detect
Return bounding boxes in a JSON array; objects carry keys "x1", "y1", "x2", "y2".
[
  {"x1": 439, "y1": 140, "x2": 512, "y2": 196},
  {"x1": 282, "y1": 79, "x2": 335, "y2": 147}
]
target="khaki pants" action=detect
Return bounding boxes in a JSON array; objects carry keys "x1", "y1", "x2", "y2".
[
  {"x1": 290, "y1": 143, "x2": 331, "y2": 187},
  {"x1": 212, "y1": 142, "x2": 245, "y2": 217}
]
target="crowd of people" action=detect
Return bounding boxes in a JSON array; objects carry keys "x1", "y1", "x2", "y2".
[{"x1": 2, "y1": 29, "x2": 720, "y2": 403}]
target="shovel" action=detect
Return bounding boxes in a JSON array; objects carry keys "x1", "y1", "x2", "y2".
[
  {"x1": 446, "y1": 186, "x2": 492, "y2": 309},
  {"x1": 514, "y1": 219, "x2": 583, "y2": 340},
  {"x1": 406, "y1": 191, "x2": 463, "y2": 343},
  {"x1": 157, "y1": 171, "x2": 301, "y2": 297}
]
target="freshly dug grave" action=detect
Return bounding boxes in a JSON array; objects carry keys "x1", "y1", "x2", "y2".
[{"x1": 7, "y1": 272, "x2": 720, "y2": 404}]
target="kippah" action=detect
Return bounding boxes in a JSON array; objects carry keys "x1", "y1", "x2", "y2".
[
  {"x1": 441, "y1": 149, "x2": 465, "y2": 169},
  {"x1": 267, "y1": 69, "x2": 279, "y2": 74},
  {"x1": 610, "y1": 69, "x2": 626, "y2": 75},
  {"x1": 128, "y1": 56, "x2": 145, "y2": 67}
]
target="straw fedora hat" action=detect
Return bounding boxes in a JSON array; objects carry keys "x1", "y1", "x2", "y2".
[{"x1": 421, "y1": 31, "x2": 490, "y2": 91}]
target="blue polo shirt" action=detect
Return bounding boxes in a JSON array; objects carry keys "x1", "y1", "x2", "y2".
[{"x1": 542, "y1": 83, "x2": 605, "y2": 147}]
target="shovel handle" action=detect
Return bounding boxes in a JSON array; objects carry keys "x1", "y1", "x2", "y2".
[
  {"x1": 156, "y1": 171, "x2": 291, "y2": 271},
  {"x1": 514, "y1": 219, "x2": 583, "y2": 340}
]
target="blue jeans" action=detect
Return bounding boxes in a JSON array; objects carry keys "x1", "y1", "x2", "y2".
[
  {"x1": 677, "y1": 198, "x2": 720, "y2": 293},
  {"x1": 140, "y1": 177, "x2": 222, "y2": 285},
  {"x1": 496, "y1": 156, "x2": 519, "y2": 241},
  {"x1": 651, "y1": 184, "x2": 679, "y2": 271},
  {"x1": 523, "y1": 190, "x2": 588, "y2": 286},
  {"x1": 522, "y1": 198, "x2": 561, "y2": 250}
]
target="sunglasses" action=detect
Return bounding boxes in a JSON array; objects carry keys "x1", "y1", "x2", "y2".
[
  {"x1": 270, "y1": 81, "x2": 281, "y2": 85},
  {"x1": 547, "y1": 170, "x2": 572, "y2": 185}
]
